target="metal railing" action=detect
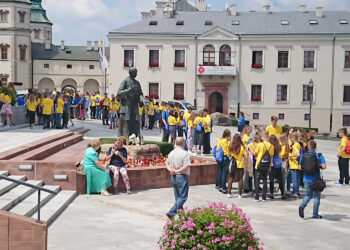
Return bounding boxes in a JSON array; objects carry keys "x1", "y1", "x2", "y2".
[{"x1": 0, "y1": 175, "x2": 59, "y2": 223}]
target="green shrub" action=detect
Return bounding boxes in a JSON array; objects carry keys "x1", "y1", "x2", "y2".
[
  {"x1": 282, "y1": 126, "x2": 318, "y2": 133},
  {"x1": 144, "y1": 141, "x2": 173, "y2": 156},
  {"x1": 232, "y1": 120, "x2": 250, "y2": 127},
  {"x1": 158, "y1": 202, "x2": 261, "y2": 249}
]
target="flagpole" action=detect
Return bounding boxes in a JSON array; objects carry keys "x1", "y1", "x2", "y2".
[{"x1": 104, "y1": 68, "x2": 107, "y2": 93}]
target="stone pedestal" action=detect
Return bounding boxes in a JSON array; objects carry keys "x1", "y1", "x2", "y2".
[{"x1": 100, "y1": 144, "x2": 161, "y2": 160}]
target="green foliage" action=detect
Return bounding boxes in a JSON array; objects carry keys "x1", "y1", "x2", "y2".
[
  {"x1": 144, "y1": 141, "x2": 174, "y2": 156},
  {"x1": 282, "y1": 125, "x2": 318, "y2": 133},
  {"x1": 158, "y1": 203, "x2": 261, "y2": 249},
  {"x1": 232, "y1": 120, "x2": 250, "y2": 127}
]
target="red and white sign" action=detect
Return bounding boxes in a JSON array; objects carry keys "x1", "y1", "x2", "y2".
[{"x1": 197, "y1": 66, "x2": 236, "y2": 76}]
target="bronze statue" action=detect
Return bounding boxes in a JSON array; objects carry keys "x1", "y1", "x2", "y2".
[{"x1": 117, "y1": 67, "x2": 144, "y2": 138}]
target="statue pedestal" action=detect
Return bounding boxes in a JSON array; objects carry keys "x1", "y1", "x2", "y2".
[{"x1": 100, "y1": 144, "x2": 161, "y2": 160}]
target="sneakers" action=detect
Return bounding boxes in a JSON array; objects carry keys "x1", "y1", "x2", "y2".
[
  {"x1": 166, "y1": 213, "x2": 174, "y2": 219},
  {"x1": 299, "y1": 207, "x2": 304, "y2": 218},
  {"x1": 312, "y1": 215, "x2": 323, "y2": 219},
  {"x1": 109, "y1": 126, "x2": 112, "y2": 129},
  {"x1": 268, "y1": 194, "x2": 274, "y2": 200},
  {"x1": 252, "y1": 198, "x2": 260, "y2": 202},
  {"x1": 227, "y1": 194, "x2": 233, "y2": 198},
  {"x1": 334, "y1": 181, "x2": 344, "y2": 186},
  {"x1": 238, "y1": 195, "x2": 242, "y2": 199},
  {"x1": 262, "y1": 199, "x2": 267, "y2": 202}
]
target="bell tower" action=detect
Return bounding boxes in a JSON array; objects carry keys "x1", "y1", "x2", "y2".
[{"x1": 30, "y1": 0, "x2": 52, "y2": 44}]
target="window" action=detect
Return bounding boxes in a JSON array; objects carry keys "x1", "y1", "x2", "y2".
[
  {"x1": 19, "y1": 11, "x2": 25, "y2": 23},
  {"x1": 279, "y1": 113, "x2": 285, "y2": 120},
  {"x1": 304, "y1": 114, "x2": 310, "y2": 120},
  {"x1": 46, "y1": 30, "x2": 51, "y2": 39},
  {"x1": 309, "y1": 20, "x2": 318, "y2": 25},
  {"x1": 176, "y1": 21, "x2": 184, "y2": 25},
  {"x1": 19, "y1": 46, "x2": 26, "y2": 61},
  {"x1": 149, "y1": 21, "x2": 157, "y2": 25},
  {"x1": 203, "y1": 45, "x2": 215, "y2": 66},
  {"x1": 124, "y1": 50, "x2": 134, "y2": 67},
  {"x1": 232, "y1": 21, "x2": 239, "y2": 25},
  {"x1": 302, "y1": 85, "x2": 314, "y2": 102},
  {"x1": 89, "y1": 65, "x2": 94, "y2": 70},
  {"x1": 304, "y1": 51, "x2": 315, "y2": 68},
  {"x1": 149, "y1": 82, "x2": 159, "y2": 99},
  {"x1": 253, "y1": 113, "x2": 259, "y2": 120},
  {"x1": 340, "y1": 20, "x2": 348, "y2": 24},
  {"x1": 278, "y1": 51, "x2": 289, "y2": 68},
  {"x1": 219, "y1": 45, "x2": 231, "y2": 66},
  {"x1": 251, "y1": 85, "x2": 262, "y2": 101},
  {"x1": 277, "y1": 85, "x2": 288, "y2": 102},
  {"x1": 149, "y1": 50, "x2": 159, "y2": 67},
  {"x1": 0, "y1": 76, "x2": 8, "y2": 86},
  {"x1": 65, "y1": 50, "x2": 71, "y2": 54},
  {"x1": 281, "y1": 20, "x2": 289, "y2": 25},
  {"x1": 1, "y1": 47, "x2": 8, "y2": 60},
  {"x1": 0, "y1": 10, "x2": 9, "y2": 22},
  {"x1": 344, "y1": 86, "x2": 350, "y2": 102},
  {"x1": 205, "y1": 21, "x2": 212, "y2": 26},
  {"x1": 174, "y1": 83, "x2": 184, "y2": 100},
  {"x1": 67, "y1": 64, "x2": 72, "y2": 69},
  {"x1": 34, "y1": 30, "x2": 40, "y2": 39},
  {"x1": 174, "y1": 50, "x2": 185, "y2": 67},
  {"x1": 343, "y1": 115, "x2": 350, "y2": 126},
  {"x1": 252, "y1": 51, "x2": 263, "y2": 68},
  {"x1": 345, "y1": 51, "x2": 350, "y2": 68},
  {"x1": 44, "y1": 64, "x2": 49, "y2": 68}
]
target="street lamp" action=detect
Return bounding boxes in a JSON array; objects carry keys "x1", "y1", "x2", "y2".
[{"x1": 308, "y1": 79, "x2": 314, "y2": 129}]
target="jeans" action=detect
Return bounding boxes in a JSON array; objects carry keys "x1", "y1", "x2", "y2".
[
  {"x1": 102, "y1": 107, "x2": 109, "y2": 125},
  {"x1": 55, "y1": 113, "x2": 62, "y2": 128},
  {"x1": 169, "y1": 174, "x2": 189, "y2": 216},
  {"x1": 287, "y1": 169, "x2": 300, "y2": 194},
  {"x1": 300, "y1": 182, "x2": 321, "y2": 217},
  {"x1": 162, "y1": 127, "x2": 169, "y2": 142},
  {"x1": 255, "y1": 169, "x2": 269, "y2": 200},
  {"x1": 63, "y1": 112, "x2": 69, "y2": 128},
  {"x1": 269, "y1": 167, "x2": 285, "y2": 195},
  {"x1": 110, "y1": 113, "x2": 116, "y2": 127},
  {"x1": 43, "y1": 114, "x2": 51, "y2": 128},
  {"x1": 217, "y1": 158, "x2": 228, "y2": 190},
  {"x1": 91, "y1": 106, "x2": 96, "y2": 119},
  {"x1": 338, "y1": 157, "x2": 350, "y2": 184},
  {"x1": 148, "y1": 115, "x2": 154, "y2": 130},
  {"x1": 96, "y1": 106, "x2": 101, "y2": 119}
]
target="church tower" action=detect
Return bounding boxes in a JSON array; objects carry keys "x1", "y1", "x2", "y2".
[{"x1": 30, "y1": 0, "x2": 52, "y2": 44}]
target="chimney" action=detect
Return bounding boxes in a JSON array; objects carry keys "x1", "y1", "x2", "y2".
[
  {"x1": 60, "y1": 40, "x2": 64, "y2": 50},
  {"x1": 230, "y1": 5, "x2": 237, "y2": 16},
  {"x1": 45, "y1": 41, "x2": 51, "y2": 50},
  {"x1": 150, "y1": 10, "x2": 156, "y2": 16},
  {"x1": 263, "y1": 5, "x2": 270, "y2": 14},
  {"x1": 87, "y1": 41, "x2": 92, "y2": 51},
  {"x1": 156, "y1": 1, "x2": 167, "y2": 14},
  {"x1": 94, "y1": 41, "x2": 99, "y2": 51},
  {"x1": 164, "y1": 4, "x2": 173, "y2": 18},
  {"x1": 299, "y1": 5, "x2": 307, "y2": 13},
  {"x1": 196, "y1": 0, "x2": 206, "y2": 12},
  {"x1": 141, "y1": 12, "x2": 151, "y2": 20},
  {"x1": 316, "y1": 7, "x2": 323, "y2": 18}
]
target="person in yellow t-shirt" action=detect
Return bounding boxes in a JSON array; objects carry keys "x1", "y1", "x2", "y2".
[
  {"x1": 139, "y1": 104, "x2": 145, "y2": 129},
  {"x1": 228, "y1": 134, "x2": 247, "y2": 198},
  {"x1": 148, "y1": 100, "x2": 155, "y2": 130},
  {"x1": 168, "y1": 110, "x2": 177, "y2": 145},
  {"x1": 55, "y1": 93, "x2": 64, "y2": 129},
  {"x1": 91, "y1": 93, "x2": 97, "y2": 119},
  {"x1": 42, "y1": 94, "x2": 54, "y2": 129},
  {"x1": 193, "y1": 110, "x2": 204, "y2": 155},
  {"x1": 183, "y1": 107, "x2": 193, "y2": 138},
  {"x1": 0, "y1": 88, "x2": 15, "y2": 127},
  {"x1": 95, "y1": 92, "x2": 102, "y2": 119},
  {"x1": 26, "y1": 94, "x2": 37, "y2": 128},
  {"x1": 109, "y1": 99, "x2": 118, "y2": 129},
  {"x1": 253, "y1": 131, "x2": 274, "y2": 201},
  {"x1": 101, "y1": 93, "x2": 110, "y2": 125},
  {"x1": 186, "y1": 112, "x2": 196, "y2": 152},
  {"x1": 287, "y1": 133, "x2": 301, "y2": 197},
  {"x1": 202, "y1": 109, "x2": 212, "y2": 154},
  {"x1": 216, "y1": 129, "x2": 231, "y2": 192},
  {"x1": 242, "y1": 125, "x2": 252, "y2": 147},
  {"x1": 266, "y1": 116, "x2": 283, "y2": 139},
  {"x1": 336, "y1": 128, "x2": 350, "y2": 185}
]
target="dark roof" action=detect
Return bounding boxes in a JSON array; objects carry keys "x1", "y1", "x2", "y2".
[
  {"x1": 110, "y1": 10, "x2": 350, "y2": 36},
  {"x1": 32, "y1": 44, "x2": 110, "y2": 61}
]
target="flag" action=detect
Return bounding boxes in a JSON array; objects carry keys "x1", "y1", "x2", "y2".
[{"x1": 99, "y1": 39, "x2": 109, "y2": 70}]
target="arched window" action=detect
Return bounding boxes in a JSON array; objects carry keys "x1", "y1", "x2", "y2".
[
  {"x1": 219, "y1": 45, "x2": 231, "y2": 66},
  {"x1": 203, "y1": 45, "x2": 215, "y2": 66}
]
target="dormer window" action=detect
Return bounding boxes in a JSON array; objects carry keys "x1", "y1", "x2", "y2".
[
  {"x1": 340, "y1": 20, "x2": 348, "y2": 24},
  {"x1": 66, "y1": 50, "x2": 72, "y2": 54},
  {"x1": 149, "y1": 21, "x2": 157, "y2": 25},
  {"x1": 18, "y1": 11, "x2": 26, "y2": 23},
  {"x1": 309, "y1": 20, "x2": 318, "y2": 25},
  {"x1": 232, "y1": 21, "x2": 239, "y2": 25},
  {"x1": 46, "y1": 30, "x2": 51, "y2": 39},
  {"x1": 0, "y1": 10, "x2": 9, "y2": 22},
  {"x1": 176, "y1": 21, "x2": 184, "y2": 25},
  {"x1": 281, "y1": 20, "x2": 289, "y2": 25},
  {"x1": 34, "y1": 30, "x2": 40, "y2": 39},
  {"x1": 205, "y1": 21, "x2": 212, "y2": 26}
]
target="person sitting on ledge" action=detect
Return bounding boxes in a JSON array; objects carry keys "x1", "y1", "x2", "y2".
[
  {"x1": 84, "y1": 138, "x2": 112, "y2": 196},
  {"x1": 106, "y1": 138, "x2": 131, "y2": 195}
]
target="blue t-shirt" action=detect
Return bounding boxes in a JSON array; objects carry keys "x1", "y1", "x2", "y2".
[
  {"x1": 238, "y1": 116, "x2": 245, "y2": 126},
  {"x1": 107, "y1": 147, "x2": 127, "y2": 167},
  {"x1": 162, "y1": 110, "x2": 169, "y2": 129},
  {"x1": 17, "y1": 97, "x2": 25, "y2": 106},
  {"x1": 301, "y1": 150, "x2": 326, "y2": 183}
]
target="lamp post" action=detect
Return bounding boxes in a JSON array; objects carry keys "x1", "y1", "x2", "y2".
[{"x1": 308, "y1": 79, "x2": 314, "y2": 129}]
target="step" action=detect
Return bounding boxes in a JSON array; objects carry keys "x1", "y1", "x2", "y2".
[
  {"x1": 0, "y1": 171, "x2": 8, "y2": 177},
  {"x1": 10, "y1": 185, "x2": 60, "y2": 217},
  {"x1": 0, "y1": 180, "x2": 43, "y2": 210},
  {"x1": 32, "y1": 190, "x2": 77, "y2": 225},
  {"x1": 0, "y1": 175, "x2": 26, "y2": 196}
]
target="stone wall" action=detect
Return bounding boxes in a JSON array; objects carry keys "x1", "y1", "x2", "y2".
[{"x1": 0, "y1": 210, "x2": 47, "y2": 250}]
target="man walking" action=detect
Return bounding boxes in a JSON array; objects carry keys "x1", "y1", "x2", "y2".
[{"x1": 166, "y1": 137, "x2": 191, "y2": 219}]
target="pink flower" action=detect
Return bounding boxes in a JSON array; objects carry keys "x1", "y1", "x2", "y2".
[
  {"x1": 226, "y1": 241, "x2": 230, "y2": 245},
  {"x1": 242, "y1": 243, "x2": 247, "y2": 247},
  {"x1": 197, "y1": 243, "x2": 202, "y2": 248},
  {"x1": 197, "y1": 230, "x2": 203, "y2": 235},
  {"x1": 171, "y1": 240, "x2": 176, "y2": 245},
  {"x1": 174, "y1": 234, "x2": 179, "y2": 239},
  {"x1": 181, "y1": 240, "x2": 186, "y2": 244},
  {"x1": 171, "y1": 245, "x2": 175, "y2": 249},
  {"x1": 169, "y1": 230, "x2": 173, "y2": 234},
  {"x1": 189, "y1": 235, "x2": 195, "y2": 241},
  {"x1": 174, "y1": 224, "x2": 179, "y2": 228}
]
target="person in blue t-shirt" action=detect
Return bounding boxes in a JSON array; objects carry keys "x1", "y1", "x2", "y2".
[
  {"x1": 236, "y1": 112, "x2": 245, "y2": 135},
  {"x1": 161, "y1": 104, "x2": 170, "y2": 143},
  {"x1": 299, "y1": 140, "x2": 327, "y2": 219}
]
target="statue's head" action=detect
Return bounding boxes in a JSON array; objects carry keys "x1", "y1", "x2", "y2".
[{"x1": 129, "y1": 67, "x2": 137, "y2": 79}]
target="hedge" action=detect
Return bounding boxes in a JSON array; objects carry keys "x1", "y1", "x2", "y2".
[
  {"x1": 232, "y1": 120, "x2": 250, "y2": 127},
  {"x1": 282, "y1": 126, "x2": 319, "y2": 133}
]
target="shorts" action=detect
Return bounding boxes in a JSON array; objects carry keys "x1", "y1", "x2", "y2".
[
  {"x1": 169, "y1": 125, "x2": 176, "y2": 139},
  {"x1": 194, "y1": 131, "x2": 204, "y2": 146},
  {"x1": 0, "y1": 103, "x2": 12, "y2": 115},
  {"x1": 238, "y1": 125, "x2": 244, "y2": 132}
]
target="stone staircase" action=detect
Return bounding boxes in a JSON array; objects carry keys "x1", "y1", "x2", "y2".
[{"x1": 0, "y1": 170, "x2": 76, "y2": 225}]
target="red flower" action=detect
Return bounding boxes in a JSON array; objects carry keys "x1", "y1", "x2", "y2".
[
  {"x1": 149, "y1": 62, "x2": 159, "y2": 68},
  {"x1": 124, "y1": 62, "x2": 129, "y2": 67},
  {"x1": 149, "y1": 94, "x2": 159, "y2": 99},
  {"x1": 174, "y1": 94, "x2": 184, "y2": 100},
  {"x1": 251, "y1": 64, "x2": 263, "y2": 69},
  {"x1": 174, "y1": 62, "x2": 185, "y2": 67},
  {"x1": 251, "y1": 97, "x2": 261, "y2": 101}
]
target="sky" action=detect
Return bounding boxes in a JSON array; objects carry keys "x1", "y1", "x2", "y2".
[{"x1": 42, "y1": 0, "x2": 350, "y2": 46}]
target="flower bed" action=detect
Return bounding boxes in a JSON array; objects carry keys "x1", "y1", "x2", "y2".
[{"x1": 159, "y1": 202, "x2": 262, "y2": 250}]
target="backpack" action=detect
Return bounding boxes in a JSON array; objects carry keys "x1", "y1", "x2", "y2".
[
  {"x1": 301, "y1": 152, "x2": 319, "y2": 175},
  {"x1": 258, "y1": 143, "x2": 271, "y2": 171},
  {"x1": 345, "y1": 137, "x2": 350, "y2": 155},
  {"x1": 195, "y1": 122, "x2": 203, "y2": 133},
  {"x1": 212, "y1": 146, "x2": 223, "y2": 162},
  {"x1": 273, "y1": 154, "x2": 282, "y2": 168},
  {"x1": 226, "y1": 157, "x2": 237, "y2": 175},
  {"x1": 96, "y1": 97, "x2": 100, "y2": 103}
]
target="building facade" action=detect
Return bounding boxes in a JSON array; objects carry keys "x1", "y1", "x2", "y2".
[{"x1": 108, "y1": 0, "x2": 350, "y2": 133}]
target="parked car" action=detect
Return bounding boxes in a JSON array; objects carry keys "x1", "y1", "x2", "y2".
[{"x1": 167, "y1": 101, "x2": 198, "y2": 114}]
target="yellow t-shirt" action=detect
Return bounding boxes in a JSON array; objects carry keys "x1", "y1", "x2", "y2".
[
  {"x1": 339, "y1": 137, "x2": 350, "y2": 158},
  {"x1": 39, "y1": 98, "x2": 44, "y2": 107},
  {"x1": 115, "y1": 100, "x2": 120, "y2": 111},
  {"x1": 102, "y1": 97, "x2": 110, "y2": 106},
  {"x1": 176, "y1": 117, "x2": 183, "y2": 126},
  {"x1": 168, "y1": 115, "x2": 177, "y2": 126},
  {"x1": 255, "y1": 141, "x2": 274, "y2": 169},
  {"x1": 217, "y1": 138, "x2": 231, "y2": 156},
  {"x1": 266, "y1": 125, "x2": 283, "y2": 139},
  {"x1": 203, "y1": 115, "x2": 211, "y2": 133},
  {"x1": 248, "y1": 142, "x2": 257, "y2": 153},
  {"x1": 42, "y1": 98, "x2": 54, "y2": 115},
  {"x1": 281, "y1": 144, "x2": 289, "y2": 159},
  {"x1": 194, "y1": 117, "x2": 203, "y2": 127},
  {"x1": 91, "y1": 96, "x2": 96, "y2": 107},
  {"x1": 52, "y1": 91, "x2": 57, "y2": 96},
  {"x1": 26, "y1": 100, "x2": 37, "y2": 112},
  {"x1": 110, "y1": 103, "x2": 119, "y2": 113},
  {"x1": 184, "y1": 112, "x2": 191, "y2": 124},
  {"x1": 242, "y1": 134, "x2": 250, "y2": 147},
  {"x1": 188, "y1": 120, "x2": 196, "y2": 129},
  {"x1": 289, "y1": 142, "x2": 301, "y2": 170},
  {"x1": 1, "y1": 94, "x2": 11, "y2": 104},
  {"x1": 0, "y1": 93, "x2": 4, "y2": 102},
  {"x1": 138, "y1": 105, "x2": 144, "y2": 116},
  {"x1": 56, "y1": 98, "x2": 64, "y2": 114},
  {"x1": 159, "y1": 105, "x2": 165, "y2": 112},
  {"x1": 230, "y1": 145, "x2": 247, "y2": 169},
  {"x1": 148, "y1": 103, "x2": 154, "y2": 115}
]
